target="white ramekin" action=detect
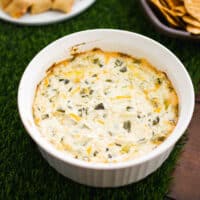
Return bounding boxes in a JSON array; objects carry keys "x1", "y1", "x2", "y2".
[{"x1": 18, "y1": 29, "x2": 195, "y2": 187}]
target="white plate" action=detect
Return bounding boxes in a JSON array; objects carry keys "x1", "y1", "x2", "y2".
[{"x1": 0, "y1": 0, "x2": 95, "y2": 25}]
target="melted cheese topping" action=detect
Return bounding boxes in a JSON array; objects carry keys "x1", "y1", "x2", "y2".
[{"x1": 33, "y1": 49, "x2": 179, "y2": 163}]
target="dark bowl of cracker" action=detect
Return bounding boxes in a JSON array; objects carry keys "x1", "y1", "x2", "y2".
[{"x1": 140, "y1": 0, "x2": 200, "y2": 40}]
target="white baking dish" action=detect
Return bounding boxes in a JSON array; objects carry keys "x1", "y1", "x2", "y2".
[{"x1": 18, "y1": 29, "x2": 194, "y2": 187}]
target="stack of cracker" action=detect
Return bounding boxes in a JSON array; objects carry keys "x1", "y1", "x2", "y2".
[{"x1": 150, "y1": 0, "x2": 200, "y2": 34}]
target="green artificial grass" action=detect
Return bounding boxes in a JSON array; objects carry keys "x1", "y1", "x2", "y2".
[{"x1": 0, "y1": 0, "x2": 200, "y2": 199}]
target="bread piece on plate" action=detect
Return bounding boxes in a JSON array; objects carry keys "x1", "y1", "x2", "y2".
[
  {"x1": 5, "y1": 0, "x2": 33, "y2": 18},
  {"x1": 0, "y1": 0, "x2": 12, "y2": 8},
  {"x1": 30, "y1": 0, "x2": 52, "y2": 14},
  {"x1": 52, "y1": 0, "x2": 74, "y2": 13}
]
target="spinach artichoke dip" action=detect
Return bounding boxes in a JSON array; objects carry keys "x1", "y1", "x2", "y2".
[{"x1": 33, "y1": 49, "x2": 178, "y2": 163}]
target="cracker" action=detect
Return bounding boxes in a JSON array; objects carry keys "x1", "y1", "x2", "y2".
[
  {"x1": 186, "y1": 25, "x2": 200, "y2": 34},
  {"x1": 182, "y1": 15, "x2": 200, "y2": 28},
  {"x1": 184, "y1": 0, "x2": 200, "y2": 21},
  {"x1": 160, "y1": 0, "x2": 170, "y2": 8},
  {"x1": 172, "y1": 6, "x2": 186, "y2": 16},
  {"x1": 161, "y1": 1, "x2": 186, "y2": 17},
  {"x1": 151, "y1": 0, "x2": 183, "y2": 27},
  {"x1": 165, "y1": 0, "x2": 183, "y2": 8}
]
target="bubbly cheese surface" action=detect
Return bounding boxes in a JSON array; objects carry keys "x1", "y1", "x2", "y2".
[{"x1": 33, "y1": 49, "x2": 178, "y2": 163}]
